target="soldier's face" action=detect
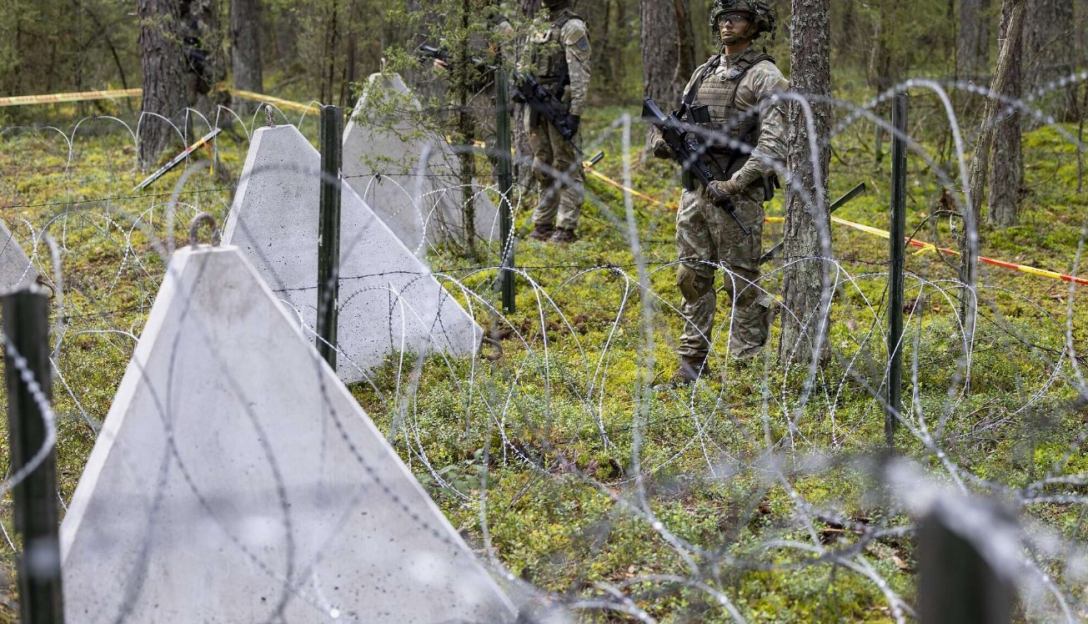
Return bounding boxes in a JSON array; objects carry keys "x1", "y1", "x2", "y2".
[{"x1": 717, "y1": 12, "x2": 751, "y2": 42}]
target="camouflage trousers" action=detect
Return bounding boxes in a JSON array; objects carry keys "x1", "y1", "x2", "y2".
[
  {"x1": 528, "y1": 115, "x2": 584, "y2": 231},
  {"x1": 676, "y1": 185, "x2": 771, "y2": 361}
]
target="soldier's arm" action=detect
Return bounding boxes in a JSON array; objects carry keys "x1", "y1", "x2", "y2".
[
  {"x1": 561, "y1": 19, "x2": 591, "y2": 116},
  {"x1": 730, "y1": 65, "x2": 789, "y2": 189}
]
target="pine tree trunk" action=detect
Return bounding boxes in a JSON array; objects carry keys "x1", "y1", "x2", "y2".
[
  {"x1": 673, "y1": 0, "x2": 696, "y2": 82},
  {"x1": 957, "y1": 0, "x2": 992, "y2": 81},
  {"x1": 138, "y1": 0, "x2": 189, "y2": 170},
  {"x1": 184, "y1": 0, "x2": 226, "y2": 119},
  {"x1": 585, "y1": 0, "x2": 613, "y2": 91},
  {"x1": 1079, "y1": 0, "x2": 1088, "y2": 76},
  {"x1": 778, "y1": 0, "x2": 832, "y2": 367},
  {"x1": 1023, "y1": 0, "x2": 1076, "y2": 120},
  {"x1": 514, "y1": 0, "x2": 541, "y2": 189},
  {"x1": 989, "y1": 0, "x2": 1023, "y2": 227},
  {"x1": 231, "y1": 0, "x2": 263, "y2": 113},
  {"x1": 640, "y1": 0, "x2": 685, "y2": 150},
  {"x1": 455, "y1": 0, "x2": 477, "y2": 258},
  {"x1": 961, "y1": 0, "x2": 1024, "y2": 322}
]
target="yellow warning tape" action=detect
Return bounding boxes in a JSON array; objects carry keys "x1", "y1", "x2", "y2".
[
  {"x1": 582, "y1": 165, "x2": 678, "y2": 210},
  {"x1": 0, "y1": 88, "x2": 142, "y2": 107},
  {"x1": 225, "y1": 89, "x2": 317, "y2": 114},
  {"x1": 8, "y1": 89, "x2": 1082, "y2": 287},
  {"x1": 0, "y1": 87, "x2": 316, "y2": 113},
  {"x1": 584, "y1": 168, "x2": 1088, "y2": 286}
]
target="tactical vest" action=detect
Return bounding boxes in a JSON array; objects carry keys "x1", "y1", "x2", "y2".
[
  {"x1": 683, "y1": 48, "x2": 776, "y2": 180},
  {"x1": 529, "y1": 9, "x2": 581, "y2": 88}
]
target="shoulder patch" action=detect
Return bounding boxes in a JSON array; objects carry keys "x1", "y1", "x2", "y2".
[
  {"x1": 575, "y1": 36, "x2": 589, "y2": 52},
  {"x1": 561, "y1": 18, "x2": 588, "y2": 44}
]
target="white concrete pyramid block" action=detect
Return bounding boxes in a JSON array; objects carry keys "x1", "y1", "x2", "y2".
[
  {"x1": 61, "y1": 245, "x2": 516, "y2": 624},
  {"x1": 0, "y1": 219, "x2": 38, "y2": 292},
  {"x1": 222, "y1": 124, "x2": 482, "y2": 383},
  {"x1": 343, "y1": 72, "x2": 500, "y2": 253}
]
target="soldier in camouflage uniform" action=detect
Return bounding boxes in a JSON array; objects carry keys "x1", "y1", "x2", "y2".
[
  {"x1": 525, "y1": 0, "x2": 591, "y2": 244},
  {"x1": 651, "y1": 0, "x2": 788, "y2": 382}
]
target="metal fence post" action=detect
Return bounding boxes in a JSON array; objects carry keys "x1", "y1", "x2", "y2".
[
  {"x1": 886, "y1": 93, "x2": 908, "y2": 449},
  {"x1": 317, "y1": 105, "x2": 344, "y2": 370},
  {"x1": 3, "y1": 287, "x2": 65, "y2": 624},
  {"x1": 919, "y1": 499, "x2": 1015, "y2": 624},
  {"x1": 494, "y1": 54, "x2": 516, "y2": 314}
]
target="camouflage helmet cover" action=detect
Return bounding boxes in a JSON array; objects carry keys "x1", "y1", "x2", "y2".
[{"x1": 709, "y1": 0, "x2": 777, "y2": 41}]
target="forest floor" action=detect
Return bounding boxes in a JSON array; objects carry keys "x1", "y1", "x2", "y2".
[{"x1": 0, "y1": 90, "x2": 1087, "y2": 622}]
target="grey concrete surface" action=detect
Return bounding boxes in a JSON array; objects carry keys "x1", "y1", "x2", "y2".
[
  {"x1": 342, "y1": 72, "x2": 500, "y2": 254},
  {"x1": 60, "y1": 245, "x2": 516, "y2": 624},
  {"x1": 0, "y1": 219, "x2": 38, "y2": 292},
  {"x1": 221, "y1": 124, "x2": 482, "y2": 383}
]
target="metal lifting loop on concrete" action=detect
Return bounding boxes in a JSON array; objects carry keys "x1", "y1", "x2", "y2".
[{"x1": 189, "y1": 212, "x2": 221, "y2": 247}]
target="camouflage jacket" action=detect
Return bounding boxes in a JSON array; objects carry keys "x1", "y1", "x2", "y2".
[
  {"x1": 670, "y1": 47, "x2": 789, "y2": 189},
  {"x1": 525, "y1": 9, "x2": 591, "y2": 116}
]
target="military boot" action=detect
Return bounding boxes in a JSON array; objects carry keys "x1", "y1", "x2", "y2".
[
  {"x1": 528, "y1": 223, "x2": 555, "y2": 241},
  {"x1": 550, "y1": 227, "x2": 578, "y2": 243},
  {"x1": 656, "y1": 355, "x2": 712, "y2": 390}
]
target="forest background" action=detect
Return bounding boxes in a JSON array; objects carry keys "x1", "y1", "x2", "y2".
[{"x1": 3, "y1": 0, "x2": 1088, "y2": 622}]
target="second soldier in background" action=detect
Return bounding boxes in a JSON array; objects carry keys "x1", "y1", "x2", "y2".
[{"x1": 525, "y1": 0, "x2": 591, "y2": 244}]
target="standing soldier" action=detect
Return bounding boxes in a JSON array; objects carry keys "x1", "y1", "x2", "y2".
[
  {"x1": 652, "y1": 0, "x2": 787, "y2": 383},
  {"x1": 525, "y1": 0, "x2": 591, "y2": 244}
]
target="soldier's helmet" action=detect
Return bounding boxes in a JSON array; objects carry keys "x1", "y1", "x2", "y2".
[{"x1": 709, "y1": 0, "x2": 777, "y2": 41}]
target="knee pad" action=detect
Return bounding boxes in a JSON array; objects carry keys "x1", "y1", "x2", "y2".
[{"x1": 677, "y1": 264, "x2": 713, "y2": 302}]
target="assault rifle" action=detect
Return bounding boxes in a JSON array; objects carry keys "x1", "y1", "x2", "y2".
[
  {"x1": 642, "y1": 97, "x2": 751, "y2": 237},
  {"x1": 416, "y1": 44, "x2": 497, "y2": 95},
  {"x1": 417, "y1": 43, "x2": 580, "y2": 150},
  {"x1": 415, "y1": 44, "x2": 493, "y2": 73},
  {"x1": 511, "y1": 71, "x2": 578, "y2": 144}
]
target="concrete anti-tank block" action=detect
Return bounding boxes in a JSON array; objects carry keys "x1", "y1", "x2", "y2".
[
  {"x1": 222, "y1": 124, "x2": 482, "y2": 383},
  {"x1": 0, "y1": 219, "x2": 39, "y2": 292},
  {"x1": 60, "y1": 245, "x2": 516, "y2": 624},
  {"x1": 342, "y1": 72, "x2": 500, "y2": 253}
]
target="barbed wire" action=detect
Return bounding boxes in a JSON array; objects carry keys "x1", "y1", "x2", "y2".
[{"x1": 1, "y1": 75, "x2": 1087, "y2": 622}]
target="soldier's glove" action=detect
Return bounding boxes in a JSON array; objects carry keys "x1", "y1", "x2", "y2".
[
  {"x1": 566, "y1": 114, "x2": 581, "y2": 136},
  {"x1": 651, "y1": 139, "x2": 673, "y2": 160},
  {"x1": 677, "y1": 264, "x2": 712, "y2": 302},
  {"x1": 707, "y1": 179, "x2": 743, "y2": 204}
]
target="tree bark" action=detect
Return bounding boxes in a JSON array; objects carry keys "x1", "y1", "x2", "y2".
[
  {"x1": 231, "y1": 0, "x2": 264, "y2": 113},
  {"x1": 454, "y1": 0, "x2": 478, "y2": 258},
  {"x1": 957, "y1": 0, "x2": 992, "y2": 81},
  {"x1": 514, "y1": 0, "x2": 541, "y2": 188},
  {"x1": 184, "y1": 0, "x2": 226, "y2": 120},
  {"x1": 989, "y1": 0, "x2": 1023, "y2": 227},
  {"x1": 1079, "y1": 0, "x2": 1088, "y2": 74},
  {"x1": 778, "y1": 0, "x2": 832, "y2": 367},
  {"x1": 673, "y1": 0, "x2": 696, "y2": 83},
  {"x1": 639, "y1": 0, "x2": 693, "y2": 150},
  {"x1": 961, "y1": 0, "x2": 1024, "y2": 321},
  {"x1": 1023, "y1": 0, "x2": 1076, "y2": 120},
  {"x1": 138, "y1": 0, "x2": 189, "y2": 170}
]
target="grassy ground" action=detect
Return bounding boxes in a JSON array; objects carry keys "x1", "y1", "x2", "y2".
[{"x1": 0, "y1": 88, "x2": 1086, "y2": 622}]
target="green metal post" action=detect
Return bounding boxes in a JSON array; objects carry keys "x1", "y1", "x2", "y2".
[
  {"x1": 887, "y1": 93, "x2": 908, "y2": 449},
  {"x1": 317, "y1": 105, "x2": 343, "y2": 370},
  {"x1": 3, "y1": 287, "x2": 65, "y2": 624},
  {"x1": 919, "y1": 500, "x2": 1014, "y2": 624},
  {"x1": 494, "y1": 53, "x2": 516, "y2": 313}
]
